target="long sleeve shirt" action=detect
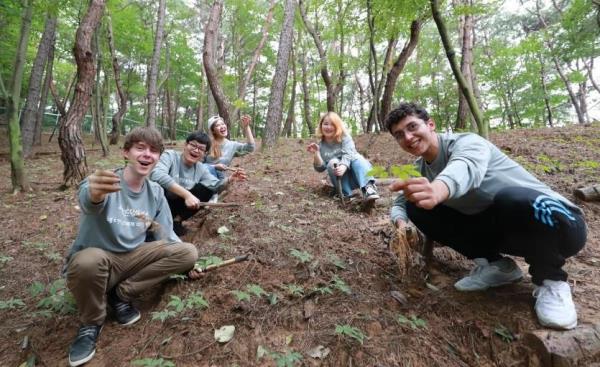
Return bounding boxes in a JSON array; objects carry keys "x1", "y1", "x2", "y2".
[
  {"x1": 68, "y1": 169, "x2": 180, "y2": 257},
  {"x1": 205, "y1": 139, "x2": 254, "y2": 166},
  {"x1": 313, "y1": 135, "x2": 362, "y2": 172},
  {"x1": 150, "y1": 150, "x2": 226, "y2": 193},
  {"x1": 390, "y1": 132, "x2": 581, "y2": 223}
]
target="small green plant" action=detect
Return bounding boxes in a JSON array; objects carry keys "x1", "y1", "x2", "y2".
[
  {"x1": 331, "y1": 275, "x2": 351, "y2": 295},
  {"x1": 285, "y1": 284, "x2": 304, "y2": 297},
  {"x1": 335, "y1": 324, "x2": 366, "y2": 345},
  {"x1": 0, "y1": 298, "x2": 26, "y2": 310},
  {"x1": 45, "y1": 251, "x2": 62, "y2": 263},
  {"x1": 0, "y1": 254, "x2": 13, "y2": 267},
  {"x1": 257, "y1": 346, "x2": 303, "y2": 367},
  {"x1": 397, "y1": 314, "x2": 427, "y2": 329},
  {"x1": 367, "y1": 164, "x2": 422, "y2": 180},
  {"x1": 574, "y1": 160, "x2": 600, "y2": 171},
  {"x1": 289, "y1": 249, "x2": 312, "y2": 264},
  {"x1": 494, "y1": 324, "x2": 515, "y2": 343},
  {"x1": 131, "y1": 357, "x2": 175, "y2": 367},
  {"x1": 152, "y1": 292, "x2": 209, "y2": 322},
  {"x1": 313, "y1": 286, "x2": 334, "y2": 295},
  {"x1": 195, "y1": 255, "x2": 223, "y2": 269},
  {"x1": 36, "y1": 279, "x2": 76, "y2": 315},
  {"x1": 246, "y1": 284, "x2": 267, "y2": 298},
  {"x1": 185, "y1": 292, "x2": 209, "y2": 309},
  {"x1": 151, "y1": 309, "x2": 178, "y2": 322},
  {"x1": 327, "y1": 254, "x2": 347, "y2": 269}
]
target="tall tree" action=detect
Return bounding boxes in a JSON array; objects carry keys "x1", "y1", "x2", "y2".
[
  {"x1": 7, "y1": 0, "x2": 33, "y2": 193},
  {"x1": 106, "y1": 13, "x2": 128, "y2": 145},
  {"x1": 34, "y1": 25, "x2": 56, "y2": 146},
  {"x1": 282, "y1": 45, "x2": 297, "y2": 138},
  {"x1": 454, "y1": 0, "x2": 477, "y2": 130},
  {"x1": 58, "y1": 0, "x2": 106, "y2": 187},
  {"x1": 431, "y1": 0, "x2": 487, "y2": 138},
  {"x1": 263, "y1": 0, "x2": 295, "y2": 148},
  {"x1": 21, "y1": 12, "x2": 57, "y2": 158},
  {"x1": 146, "y1": 0, "x2": 166, "y2": 127}
]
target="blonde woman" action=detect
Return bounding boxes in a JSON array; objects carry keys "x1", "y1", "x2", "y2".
[
  {"x1": 307, "y1": 112, "x2": 379, "y2": 201},
  {"x1": 205, "y1": 115, "x2": 255, "y2": 179}
]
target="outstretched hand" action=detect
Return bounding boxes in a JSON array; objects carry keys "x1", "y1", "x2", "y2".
[
  {"x1": 240, "y1": 115, "x2": 251, "y2": 129},
  {"x1": 389, "y1": 177, "x2": 449, "y2": 210},
  {"x1": 306, "y1": 143, "x2": 319, "y2": 154},
  {"x1": 230, "y1": 169, "x2": 247, "y2": 182},
  {"x1": 188, "y1": 268, "x2": 203, "y2": 280},
  {"x1": 88, "y1": 169, "x2": 120, "y2": 203}
]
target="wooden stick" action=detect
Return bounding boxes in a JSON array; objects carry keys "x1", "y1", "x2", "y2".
[
  {"x1": 333, "y1": 163, "x2": 346, "y2": 206},
  {"x1": 200, "y1": 202, "x2": 241, "y2": 208},
  {"x1": 194, "y1": 254, "x2": 249, "y2": 273}
]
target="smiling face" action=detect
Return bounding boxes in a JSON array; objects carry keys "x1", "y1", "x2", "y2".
[
  {"x1": 182, "y1": 140, "x2": 207, "y2": 165},
  {"x1": 123, "y1": 141, "x2": 161, "y2": 178},
  {"x1": 320, "y1": 118, "x2": 337, "y2": 141},
  {"x1": 390, "y1": 115, "x2": 438, "y2": 162},
  {"x1": 211, "y1": 119, "x2": 228, "y2": 139}
]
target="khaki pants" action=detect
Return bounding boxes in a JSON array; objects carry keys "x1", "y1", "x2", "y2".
[{"x1": 66, "y1": 241, "x2": 197, "y2": 325}]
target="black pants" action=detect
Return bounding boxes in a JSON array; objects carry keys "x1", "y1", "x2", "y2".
[
  {"x1": 164, "y1": 184, "x2": 214, "y2": 222},
  {"x1": 407, "y1": 187, "x2": 587, "y2": 285}
]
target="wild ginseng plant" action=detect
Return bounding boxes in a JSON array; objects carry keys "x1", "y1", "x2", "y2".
[{"x1": 367, "y1": 164, "x2": 421, "y2": 181}]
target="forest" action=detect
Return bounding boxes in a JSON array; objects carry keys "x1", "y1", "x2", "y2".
[{"x1": 1, "y1": 0, "x2": 600, "y2": 366}]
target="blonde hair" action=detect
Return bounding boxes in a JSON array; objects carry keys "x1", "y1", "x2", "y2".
[
  {"x1": 316, "y1": 112, "x2": 346, "y2": 143},
  {"x1": 208, "y1": 116, "x2": 224, "y2": 159}
]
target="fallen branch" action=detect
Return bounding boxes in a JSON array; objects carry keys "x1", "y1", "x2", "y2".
[
  {"x1": 200, "y1": 202, "x2": 241, "y2": 208},
  {"x1": 574, "y1": 185, "x2": 600, "y2": 202}
]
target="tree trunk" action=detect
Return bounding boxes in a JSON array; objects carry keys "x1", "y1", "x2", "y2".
[
  {"x1": 146, "y1": 0, "x2": 166, "y2": 128},
  {"x1": 106, "y1": 13, "x2": 127, "y2": 145},
  {"x1": 58, "y1": 0, "x2": 106, "y2": 187},
  {"x1": 430, "y1": 0, "x2": 487, "y2": 138},
  {"x1": 21, "y1": 13, "x2": 57, "y2": 158},
  {"x1": 34, "y1": 20, "x2": 56, "y2": 146},
  {"x1": 282, "y1": 46, "x2": 297, "y2": 138},
  {"x1": 203, "y1": 0, "x2": 231, "y2": 126},
  {"x1": 538, "y1": 52, "x2": 554, "y2": 127},
  {"x1": 300, "y1": 40, "x2": 314, "y2": 135},
  {"x1": 263, "y1": 0, "x2": 295, "y2": 148},
  {"x1": 93, "y1": 27, "x2": 108, "y2": 156},
  {"x1": 7, "y1": 0, "x2": 33, "y2": 193},
  {"x1": 455, "y1": 0, "x2": 475, "y2": 131},
  {"x1": 379, "y1": 20, "x2": 422, "y2": 125},
  {"x1": 584, "y1": 57, "x2": 600, "y2": 94}
]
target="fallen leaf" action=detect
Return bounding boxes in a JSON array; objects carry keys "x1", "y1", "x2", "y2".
[
  {"x1": 214, "y1": 325, "x2": 235, "y2": 343},
  {"x1": 217, "y1": 226, "x2": 230, "y2": 235},
  {"x1": 39, "y1": 215, "x2": 47, "y2": 221},
  {"x1": 308, "y1": 345, "x2": 330, "y2": 359}
]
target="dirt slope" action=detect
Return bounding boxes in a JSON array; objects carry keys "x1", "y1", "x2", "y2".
[{"x1": 0, "y1": 124, "x2": 599, "y2": 366}]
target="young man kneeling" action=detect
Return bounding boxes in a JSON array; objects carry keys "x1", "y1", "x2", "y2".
[
  {"x1": 385, "y1": 102, "x2": 587, "y2": 330},
  {"x1": 65, "y1": 127, "x2": 197, "y2": 366}
]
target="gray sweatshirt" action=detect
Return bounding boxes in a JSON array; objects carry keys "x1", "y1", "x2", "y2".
[
  {"x1": 314, "y1": 135, "x2": 361, "y2": 172},
  {"x1": 391, "y1": 132, "x2": 581, "y2": 223},
  {"x1": 150, "y1": 150, "x2": 226, "y2": 192},
  {"x1": 205, "y1": 139, "x2": 254, "y2": 166},
  {"x1": 68, "y1": 169, "x2": 180, "y2": 257}
]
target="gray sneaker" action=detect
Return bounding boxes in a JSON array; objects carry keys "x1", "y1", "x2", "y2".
[
  {"x1": 454, "y1": 257, "x2": 523, "y2": 291},
  {"x1": 68, "y1": 324, "x2": 102, "y2": 366},
  {"x1": 362, "y1": 183, "x2": 380, "y2": 201}
]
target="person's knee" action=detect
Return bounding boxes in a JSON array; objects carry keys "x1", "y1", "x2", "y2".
[
  {"x1": 175, "y1": 242, "x2": 198, "y2": 268},
  {"x1": 67, "y1": 248, "x2": 109, "y2": 280}
]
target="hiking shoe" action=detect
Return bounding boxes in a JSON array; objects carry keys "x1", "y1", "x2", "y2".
[
  {"x1": 362, "y1": 183, "x2": 380, "y2": 201},
  {"x1": 107, "y1": 288, "x2": 141, "y2": 326},
  {"x1": 533, "y1": 280, "x2": 577, "y2": 330},
  {"x1": 68, "y1": 324, "x2": 102, "y2": 366},
  {"x1": 208, "y1": 193, "x2": 219, "y2": 203},
  {"x1": 173, "y1": 221, "x2": 187, "y2": 236},
  {"x1": 454, "y1": 257, "x2": 523, "y2": 291}
]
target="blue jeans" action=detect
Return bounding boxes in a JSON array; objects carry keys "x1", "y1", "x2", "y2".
[
  {"x1": 327, "y1": 157, "x2": 374, "y2": 197},
  {"x1": 207, "y1": 164, "x2": 224, "y2": 179}
]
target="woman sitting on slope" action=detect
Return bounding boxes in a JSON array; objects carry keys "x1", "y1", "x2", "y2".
[
  {"x1": 205, "y1": 114, "x2": 255, "y2": 179},
  {"x1": 307, "y1": 111, "x2": 379, "y2": 202}
]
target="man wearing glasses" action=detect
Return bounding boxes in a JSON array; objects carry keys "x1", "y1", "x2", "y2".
[
  {"x1": 151, "y1": 131, "x2": 245, "y2": 235},
  {"x1": 384, "y1": 102, "x2": 586, "y2": 330}
]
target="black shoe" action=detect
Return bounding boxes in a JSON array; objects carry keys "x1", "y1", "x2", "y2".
[
  {"x1": 107, "y1": 288, "x2": 141, "y2": 326},
  {"x1": 173, "y1": 221, "x2": 187, "y2": 236},
  {"x1": 68, "y1": 324, "x2": 102, "y2": 366}
]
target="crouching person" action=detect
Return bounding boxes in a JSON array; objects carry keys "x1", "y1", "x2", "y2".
[
  {"x1": 150, "y1": 131, "x2": 246, "y2": 236},
  {"x1": 385, "y1": 102, "x2": 587, "y2": 330},
  {"x1": 65, "y1": 127, "x2": 197, "y2": 366}
]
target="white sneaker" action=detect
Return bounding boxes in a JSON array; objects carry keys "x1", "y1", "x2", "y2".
[
  {"x1": 454, "y1": 258, "x2": 523, "y2": 291},
  {"x1": 533, "y1": 280, "x2": 577, "y2": 330},
  {"x1": 208, "y1": 193, "x2": 219, "y2": 203},
  {"x1": 362, "y1": 183, "x2": 379, "y2": 201}
]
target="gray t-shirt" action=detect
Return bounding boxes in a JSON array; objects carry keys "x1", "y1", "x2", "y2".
[
  {"x1": 205, "y1": 139, "x2": 254, "y2": 166},
  {"x1": 314, "y1": 135, "x2": 361, "y2": 172},
  {"x1": 68, "y1": 169, "x2": 180, "y2": 257},
  {"x1": 391, "y1": 132, "x2": 581, "y2": 223},
  {"x1": 150, "y1": 149, "x2": 226, "y2": 192}
]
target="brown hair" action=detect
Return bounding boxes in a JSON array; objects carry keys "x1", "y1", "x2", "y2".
[
  {"x1": 209, "y1": 119, "x2": 224, "y2": 159},
  {"x1": 123, "y1": 127, "x2": 164, "y2": 153},
  {"x1": 316, "y1": 112, "x2": 346, "y2": 143}
]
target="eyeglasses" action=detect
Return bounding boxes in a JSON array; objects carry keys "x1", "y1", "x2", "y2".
[
  {"x1": 392, "y1": 121, "x2": 425, "y2": 141},
  {"x1": 187, "y1": 143, "x2": 206, "y2": 152}
]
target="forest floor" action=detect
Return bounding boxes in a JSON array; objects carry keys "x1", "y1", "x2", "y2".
[{"x1": 0, "y1": 124, "x2": 599, "y2": 367}]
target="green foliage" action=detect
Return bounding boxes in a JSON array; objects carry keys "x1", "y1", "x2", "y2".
[
  {"x1": 397, "y1": 314, "x2": 427, "y2": 329},
  {"x1": 35, "y1": 279, "x2": 76, "y2": 315},
  {"x1": 335, "y1": 324, "x2": 366, "y2": 345},
  {"x1": 327, "y1": 254, "x2": 347, "y2": 269},
  {"x1": 152, "y1": 292, "x2": 209, "y2": 322},
  {"x1": 257, "y1": 345, "x2": 303, "y2": 367},
  {"x1": 313, "y1": 286, "x2": 334, "y2": 295},
  {"x1": 246, "y1": 284, "x2": 267, "y2": 298},
  {"x1": 0, "y1": 298, "x2": 26, "y2": 310},
  {"x1": 574, "y1": 160, "x2": 599, "y2": 170},
  {"x1": 494, "y1": 324, "x2": 515, "y2": 343},
  {"x1": 285, "y1": 284, "x2": 304, "y2": 297},
  {"x1": 289, "y1": 249, "x2": 312, "y2": 264},
  {"x1": 231, "y1": 290, "x2": 252, "y2": 302},
  {"x1": 331, "y1": 275, "x2": 351, "y2": 295},
  {"x1": 0, "y1": 254, "x2": 13, "y2": 267},
  {"x1": 195, "y1": 256, "x2": 223, "y2": 270},
  {"x1": 131, "y1": 358, "x2": 175, "y2": 367},
  {"x1": 367, "y1": 165, "x2": 421, "y2": 181}
]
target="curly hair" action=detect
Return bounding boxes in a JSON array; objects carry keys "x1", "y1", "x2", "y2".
[{"x1": 384, "y1": 102, "x2": 430, "y2": 133}]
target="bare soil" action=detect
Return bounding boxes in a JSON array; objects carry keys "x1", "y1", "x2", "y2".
[{"x1": 1, "y1": 124, "x2": 599, "y2": 366}]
